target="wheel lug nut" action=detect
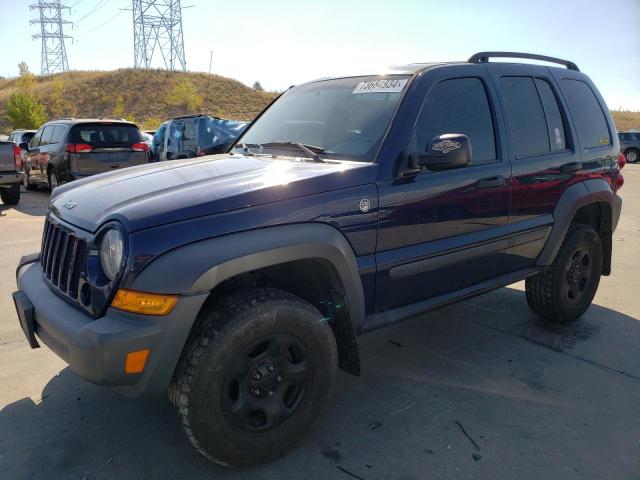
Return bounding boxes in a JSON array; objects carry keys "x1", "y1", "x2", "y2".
[
  {"x1": 253, "y1": 372, "x2": 261, "y2": 380},
  {"x1": 267, "y1": 391, "x2": 273, "y2": 396},
  {"x1": 267, "y1": 364, "x2": 275, "y2": 372},
  {"x1": 276, "y1": 375, "x2": 282, "y2": 382},
  {"x1": 253, "y1": 388, "x2": 261, "y2": 396}
]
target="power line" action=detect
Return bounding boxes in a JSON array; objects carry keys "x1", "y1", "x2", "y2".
[
  {"x1": 76, "y1": 7, "x2": 125, "y2": 38},
  {"x1": 74, "y1": 0, "x2": 110, "y2": 24},
  {"x1": 30, "y1": 1, "x2": 73, "y2": 74}
]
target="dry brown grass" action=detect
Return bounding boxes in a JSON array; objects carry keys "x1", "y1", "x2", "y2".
[
  {"x1": 611, "y1": 110, "x2": 640, "y2": 132},
  {"x1": 0, "y1": 69, "x2": 277, "y2": 132}
]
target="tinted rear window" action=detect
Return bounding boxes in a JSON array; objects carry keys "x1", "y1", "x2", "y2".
[
  {"x1": 71, "y1": 123, "x2": 142, "y2": 146},
  {"x1": 561, "y1": 79, "x2": 610, "y2": 148},
  {"x1": 500, "y1": 76, "x2": 549, "y2": 157},
  {"x1": 21, "y1": 132, "x2": 35, "y2": 143}
]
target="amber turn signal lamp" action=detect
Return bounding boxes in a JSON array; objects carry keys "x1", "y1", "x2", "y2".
[
  {"x1": 111, "y1": 289, "x2": 178, "y2": 316},
  {"x1": 125, "y1": 349, "x2": 150, "y2": 374}
]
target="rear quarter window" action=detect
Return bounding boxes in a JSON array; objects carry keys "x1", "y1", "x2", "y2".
[{"x1": 561, "y1": 79, "x2": 610, "y2": 148}]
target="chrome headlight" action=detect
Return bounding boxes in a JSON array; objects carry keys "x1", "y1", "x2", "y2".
[{"x1": 99, "y1": 228, "x2": 124, "y2": 281}]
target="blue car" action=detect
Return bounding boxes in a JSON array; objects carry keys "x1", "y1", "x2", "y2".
[{"x1": 151, "y1": 115, "x2": 248, "y2": 162}]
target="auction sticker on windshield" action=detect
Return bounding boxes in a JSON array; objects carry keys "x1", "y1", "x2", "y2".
[{"x1": 353, "y1": 78, "x2": 408, "y2": 94}]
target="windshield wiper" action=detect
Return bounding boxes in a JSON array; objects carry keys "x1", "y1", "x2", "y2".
[
  {"x1": 261, "y1": 141, "x2": 326, "y2": 163},
  {"x1": 241, "y1": 142, "x2": 257, "y2": 156}
]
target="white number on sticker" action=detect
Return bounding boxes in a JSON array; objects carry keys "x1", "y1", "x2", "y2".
[{"x1": 353, "y1": 79, "x2": 408, "y2": 94}]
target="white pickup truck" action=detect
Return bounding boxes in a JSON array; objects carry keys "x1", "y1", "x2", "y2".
[{"x1": 0, "y1": 141, "x2": 23, "y2": 205}]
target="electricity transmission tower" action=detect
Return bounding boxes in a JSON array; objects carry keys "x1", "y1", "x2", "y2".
[
  {"x1": 132, "y1": 0, "x2": 187, "y2": 71},
  {"x1": 29, "y1": 1, "x2": 72, "y2": 75}
]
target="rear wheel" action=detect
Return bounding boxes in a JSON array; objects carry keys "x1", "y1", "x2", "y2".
[
  {"x1": 0, "y1": 183, "x2": 21, "y2": 205},
  {"x1": 526, "y1": 224, "x2": 602, "y2": 323},
  {"x1": 625, "y1": 149, "x2": 639, "y2": 164},
  {"x1": 171, "y1": 287, "x2": 338, "y2": 466}
]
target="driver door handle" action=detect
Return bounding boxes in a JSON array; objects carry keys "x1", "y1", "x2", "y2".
[{"x1": 477, "y1": 175, "x2": 507, "y2": 189}]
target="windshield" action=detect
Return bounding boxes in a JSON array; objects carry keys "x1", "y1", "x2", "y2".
[{"x1": 235, "y1": 75, "x2": 409, "y2": 161}]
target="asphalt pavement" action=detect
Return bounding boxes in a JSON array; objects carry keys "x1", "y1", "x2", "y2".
[{"x1": 1, "y1": 167, "x2": 639, "y2": 479}]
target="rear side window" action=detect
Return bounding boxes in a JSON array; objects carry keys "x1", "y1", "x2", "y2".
[
  {"x1": 50, "y1": 125, "x2": 66, "y2": 144},
  {"x1": 499, "y1": 77, "x2": 548, "y2": 157},
  {"x1": 71, "y1": 123, "x2": 142, "y2": 146},
  {"x1": 21, "y1": 132, "x2": 35, "y2": 144},
  {"x1": 408, "y1": 77, "x2": 497, "y2": 165},
  {"x1": 619, "y1": 133, "x2": 630, "y2": 141},
  {"x1": 561, "y1": 79, "x2": 610, "y2": 148}
]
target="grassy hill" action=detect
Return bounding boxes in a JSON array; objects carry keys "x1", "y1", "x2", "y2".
[
  {"x1": 0, "y1": 68, "x2": 638, "y2": 133},
  {"x1": 0, "y1": 68, "x2": 277, "y2": 133},
  {"x1": 611, "y1": 110, "x2": 640, "y2": 132}
]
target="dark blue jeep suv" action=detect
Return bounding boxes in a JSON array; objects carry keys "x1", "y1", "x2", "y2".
[{"x1": 13, "y1": 52, "x2": 624, "y2": 466}]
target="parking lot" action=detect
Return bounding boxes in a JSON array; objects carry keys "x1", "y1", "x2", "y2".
[{"x1": 0, "y1": 167, "x2": 638, "y2": 480}]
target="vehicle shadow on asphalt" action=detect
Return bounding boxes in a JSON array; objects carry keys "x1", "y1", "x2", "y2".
[
  {"x1": 1, "y1": 286, "x2": 639, "y2": 479},
  {"x1": 0, "y1": 188, "x2": 50, "y2": 217}
]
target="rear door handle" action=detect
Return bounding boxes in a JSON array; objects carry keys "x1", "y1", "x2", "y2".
[
  {"x1": 560, "y1": 162, "x2": 583, "y2": 173},
  {"x1": 477, "y1": 175, "x2": 507, "y2": 189}
]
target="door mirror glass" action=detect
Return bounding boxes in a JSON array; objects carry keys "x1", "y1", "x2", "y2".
[{"x1": 407, "y1": 134, "x2": 471, "y2": 173}]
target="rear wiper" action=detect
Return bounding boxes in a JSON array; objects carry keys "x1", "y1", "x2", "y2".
[{"x1": 261, "y1": 141, "x2": 326, "y2": 163}]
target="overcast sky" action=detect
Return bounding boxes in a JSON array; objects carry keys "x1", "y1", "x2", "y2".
[{"x1": 0, "y1": 0, "x2": 638, "y2": 110}]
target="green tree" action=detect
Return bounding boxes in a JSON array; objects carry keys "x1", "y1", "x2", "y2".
[
  {"x1": 166, "y1": 77, "x2": 203, "y2": 111},
  {"x1": 17, "y1": 61, "x2": 35, "y2": 91},
  {"x1": 5, "y1": 92, "x2": 48, "y2": 129},
  {"x1": 5, "y1": 62, "x2": 47, "y2": 129}
]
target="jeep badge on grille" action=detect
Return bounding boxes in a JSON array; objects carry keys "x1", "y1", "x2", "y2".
[{"x1": 63, "y1": 201, "x2": 78, "y2": 209}]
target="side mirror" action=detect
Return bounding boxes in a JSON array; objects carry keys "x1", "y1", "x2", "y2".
[
  {"x1": 406, "y1": 134, "x2": 471, "y2": 174},
  {"x1": 19, "y1": 142, "x2": 29, "y2": 151}
]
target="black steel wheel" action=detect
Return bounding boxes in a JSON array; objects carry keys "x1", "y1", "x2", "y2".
[
  {"x1": 526, "y1": 224, "x2": 603, "y2": 323},
  {"x1": 171, "y1": 288, "x2": 337, "y2": 467},
  {"x1": 222, "y1": 333, "x2": 312, "y2": 434}
]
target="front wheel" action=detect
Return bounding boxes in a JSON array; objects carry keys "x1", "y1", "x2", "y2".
[
  {"x1": 48, "y1": 169, "x2": 59, "y2": 191},
  {"x1": 171, "y1": 288, "x2": 338, "y2": 466},
  {"x1": 526, "y1": 224, "x2": 603, "y2": 323}
]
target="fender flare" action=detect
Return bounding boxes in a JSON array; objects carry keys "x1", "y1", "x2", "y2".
[
  {"x1": 537, "y1": 179, "x2": 620, "y2": 266},
  {"x1": 130, "y1": 223, "x2": 366, "y2": 332}
]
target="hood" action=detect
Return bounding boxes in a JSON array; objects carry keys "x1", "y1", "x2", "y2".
[{"x1": 50, "y1": 154, "x2": 377, "y2": 232}]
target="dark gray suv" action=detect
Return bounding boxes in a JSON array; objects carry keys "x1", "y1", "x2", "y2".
[
  {"x1": 21, "y1": 118, "x2": 150, "y2": 190},
  {"x1": 618, "y1": 131, "x2": 640, "y2": 163}
]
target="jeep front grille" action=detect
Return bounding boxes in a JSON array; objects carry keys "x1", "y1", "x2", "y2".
[{"x1": 41, "y1": 217, "x2": 87, "y2": 300}]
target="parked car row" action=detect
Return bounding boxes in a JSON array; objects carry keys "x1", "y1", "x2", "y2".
[{"x1": 2, "y1": 114, "x2": 248, "y2": 201}]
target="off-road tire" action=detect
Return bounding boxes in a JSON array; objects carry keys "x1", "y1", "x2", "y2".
[
  {"x1": 171, "y1": 287, "x2": 338, "y2": 467},
  {"x1": 0, "y1": 183, "x2": 21, "y2": 205},
  {"x1": 526, "y1": 224, "x2": 603, "y2": 323}
]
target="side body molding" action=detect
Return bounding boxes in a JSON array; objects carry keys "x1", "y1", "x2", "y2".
[
  {"x1": 130, "y1": 223, "x2": 367, "y2": 331},
  {"x1": 537, "y1": 179, "x2": 621, "y2": 267}
]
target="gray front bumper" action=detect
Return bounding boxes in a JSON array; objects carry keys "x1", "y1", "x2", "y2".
[{"x1": 16, "y1": 258, "x2": 208, "y2": 397}]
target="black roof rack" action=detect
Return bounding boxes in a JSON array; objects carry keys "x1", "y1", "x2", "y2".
[{"x1": 468, "y1": 52, "x2": 579, "y2": 71}]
